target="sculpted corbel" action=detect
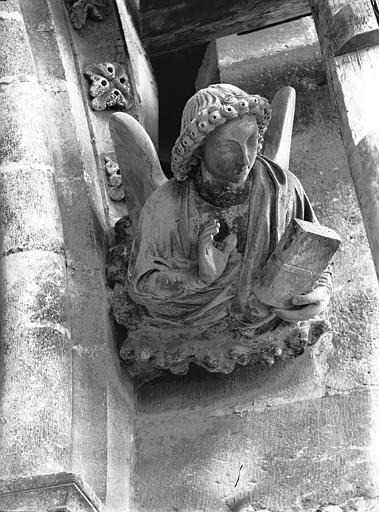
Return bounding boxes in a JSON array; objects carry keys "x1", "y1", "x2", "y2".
[{"x1": 107, "y1": 84, "x2": 340, "y2": 379}]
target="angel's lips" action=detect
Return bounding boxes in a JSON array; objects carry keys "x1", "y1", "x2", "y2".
[{"x1": 223, "y1": 165, "x2": 251, "y2": 183}]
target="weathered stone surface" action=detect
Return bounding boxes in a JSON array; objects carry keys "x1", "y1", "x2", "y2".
[
  {"x1": 134, "y1": 390, "x2": 379, "y2": 512},
  {"x1": 0, "y1": 13, "x2": 35, "y2": 80},
  {"x1": 21, "y1": 2, "x2": 67, "y2": 85},
  {"x1": 84, "y1": 62, "x2": 133, "y2": 111},
  {"x1": 0, "y1": 472, "x2": 102, "y2": 512},
  {"x1": 0, "y1": 4, "x2": 135, "y2": 511},
  {"x1": 68, "y1": 264, "x2": 113, "y2": 500},
  {"x1": 0, "y1": 165, "x2": 64, "y2": 256},
  {"x1": 0, "y1": 84, "x2": 51, "y2": 166},
  {"x1": 0, "y1": 251, "x2": 71, "y2": 479}
]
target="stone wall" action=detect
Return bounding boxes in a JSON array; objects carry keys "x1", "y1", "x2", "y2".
[
  {"x1": 132, "y1": 18, "x2": 379, "y2": 512},
  {"x1": 1, "y1": 4, "x2": 378, "y2": 511}
]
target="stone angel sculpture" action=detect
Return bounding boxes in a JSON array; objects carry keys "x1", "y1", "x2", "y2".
[{"x1": 108, "y1": 84, "x2": 335, "y2": 379}]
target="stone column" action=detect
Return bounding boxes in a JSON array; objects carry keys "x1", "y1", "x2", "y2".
[
  {"x1": 0, "y1": 2, "x2": 135, "y2": 511},
  {"x1": 0, "y1": 4, "x2": 90, "y2": 511},
  {"x1": 0, "y1": 0, "x2": 72, "y2": 480}
]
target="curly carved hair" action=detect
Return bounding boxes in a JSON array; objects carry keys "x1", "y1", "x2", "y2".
[{"x1": 171, "y1": 84, "x2": 272, "y2": 181}]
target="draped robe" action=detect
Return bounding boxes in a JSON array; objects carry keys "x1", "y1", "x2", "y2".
[{"x1": 127, "y1": 155, "x2": 319, "y2": 333}]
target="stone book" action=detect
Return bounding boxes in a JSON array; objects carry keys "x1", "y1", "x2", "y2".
[{"x1": 253, "y1": 218, "x2": 341, "y2": 308}]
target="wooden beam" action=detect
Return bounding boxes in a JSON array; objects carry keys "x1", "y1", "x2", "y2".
[
  {"x1": 310, "y1": 0, "x2": 379, "y2": 280},
  {"x1": 140, "y1": 0, "x2": 311, "y2": 55}
]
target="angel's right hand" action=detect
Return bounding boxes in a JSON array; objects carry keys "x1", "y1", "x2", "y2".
[{"x1": 198, "y1": 220, "x2": 237, "y2": 284}]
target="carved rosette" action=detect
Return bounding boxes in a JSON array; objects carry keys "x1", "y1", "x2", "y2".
[
  {"x1": 66, "y1": 0, "x2": 108, "y2": 29},
  {"x1": 84, "y1": 62, "x2": 133, "y2": 111}
]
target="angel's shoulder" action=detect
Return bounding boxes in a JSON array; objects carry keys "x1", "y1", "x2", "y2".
[
  {"x1": 141, "y1": 179, "x2": 186, "y2": 216},
  {"x1": 284, "y1": 167, "x2": 301, "y2": 187}
]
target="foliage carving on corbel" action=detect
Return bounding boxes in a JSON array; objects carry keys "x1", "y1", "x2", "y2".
[
  {"x1": 66, "y1": 0, "x2": 108, "y2": 30},
  {"x1": 104, "y1": 155, "x2": 125, "y2": 201}
]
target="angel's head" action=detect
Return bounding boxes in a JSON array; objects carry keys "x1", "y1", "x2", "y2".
[{"x1": 171, "y1": 84, "x2": 271, "y2": 181}]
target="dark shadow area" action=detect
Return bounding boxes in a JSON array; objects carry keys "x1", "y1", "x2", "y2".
[
  {"x1": 150, "y1": 43, "x2": 208, "y2": 176},
  {"x1": 143, "y1": 361, "x2": 229, "y2": 385}
]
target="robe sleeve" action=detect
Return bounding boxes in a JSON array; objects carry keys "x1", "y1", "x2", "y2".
[
  {"x1": 127, "y1": 180, "x2": 204, "y2": 305},
  {"x1": 126, "y1": 180, "x2": 240, "y2": 324}
]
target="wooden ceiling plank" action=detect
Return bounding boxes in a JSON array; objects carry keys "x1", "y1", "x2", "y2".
[{"x1": 140, "y1": 0, "x2": 311, "y2": 55}]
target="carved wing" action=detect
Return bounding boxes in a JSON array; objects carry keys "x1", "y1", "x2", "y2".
[
  {"x1": 109, "y1": 112, "x2": 168, "y2": 228},
  {"x1": 263, "y1": 86, "x2": 296, "y2": 170}
]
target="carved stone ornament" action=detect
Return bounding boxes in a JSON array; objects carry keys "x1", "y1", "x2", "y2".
[
  {"x1": 104, "y1": 155, "x2": 125, "y2": 201},
  {"x1": 107, "y1": 84, "x2": 341, "y2": 381},
  {"x1": 84, "y1": 62, "x2": 132, "y2": 111},
  {"x1": 66, "y1": 0, "x2": 108, "y2": 30}
]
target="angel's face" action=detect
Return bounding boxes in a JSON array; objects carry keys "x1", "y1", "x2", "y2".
[{"x1": 202, "y1": 115, "x2": 259, "y2": 184}]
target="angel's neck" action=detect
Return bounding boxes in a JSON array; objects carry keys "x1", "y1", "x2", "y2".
[{"x1": 193, "y1": 162, "x2": 252, "y2": 207}]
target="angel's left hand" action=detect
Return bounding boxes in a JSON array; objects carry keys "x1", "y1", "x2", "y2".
[{"x1": 272, "y1": 286, "x2": 331, "y2": 322}]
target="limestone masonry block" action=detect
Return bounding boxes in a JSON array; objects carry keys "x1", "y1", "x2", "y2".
[
  {"x1": 0, "y1": 165, "x2": 64, "y2": 256},
  {"x1": 0, "y1": 15, "x2": 35, "y2": 80},
  {"x1": 0, "y1": 251, "x2": 71, "y2": 478},
  {"x1": 0, "y1": 85, "x2": 52, "y2": 165}
]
